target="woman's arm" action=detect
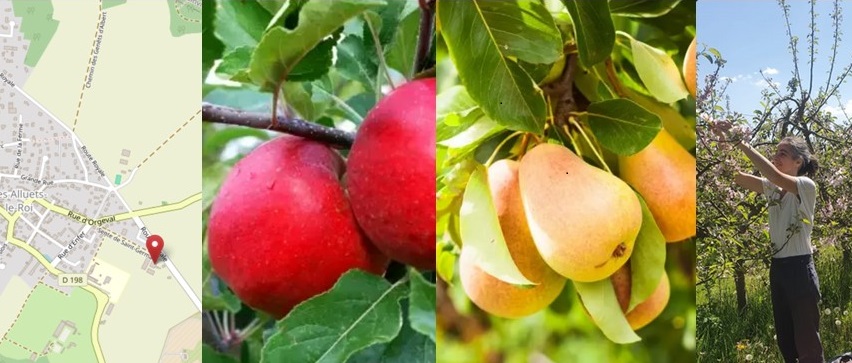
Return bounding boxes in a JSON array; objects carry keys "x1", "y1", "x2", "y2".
[
  {"x1": 734, "y1": 171, "x2": 763, "y2": 194},
  {"x1": 735, "y1": 141, "x2": 800, "y2": 194}
]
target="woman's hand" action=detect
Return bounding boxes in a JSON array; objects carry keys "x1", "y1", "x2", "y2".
[{"x1": 708, "y1": 118, "x2": 750, "y2": 144}]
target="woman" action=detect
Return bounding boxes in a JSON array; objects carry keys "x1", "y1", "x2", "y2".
[{"x1": 724, "y1": 129, "x2": 823, "y2": 363}]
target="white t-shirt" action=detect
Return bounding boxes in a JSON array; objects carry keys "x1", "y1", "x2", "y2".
[{"x1": 762, "y1": 176, "x2": 817, "y2": 258}]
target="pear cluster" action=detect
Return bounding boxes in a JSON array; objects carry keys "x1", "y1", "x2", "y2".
[
  {"x1": 207, "y1": 79, "x2": 436, "y2": 319},
  {"x1": 461, "y1": 134, "x2": 694, "y2": 330}
]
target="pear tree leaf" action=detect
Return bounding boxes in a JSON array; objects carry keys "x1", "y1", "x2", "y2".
[
  {"x1": 627, "y1": 194, "x2": 666, "y2": 311},
  {"x1": 261, "y1": 270, "x2": 407, "y2": 363},
  {"x1": 437, "y1": 86, "x2": 482, "y2": 142},
  {"x1": 574, "y1": 279, "x2": 641, "y2": 344},
  {"x1": 628, "y1": 33, "x2": 689, "y2": 103},
  {"x1": 459, "y1": 164, "x2": 534, "y2": 286},
  {"x1": 249, "y1": 0, "x2": 385, "y2": 90},
  {"x1": 462, "y1": 0, "x2": 562, "y2": 65},
  {"x1": 561, "y1": 0, "x2": 615, "y2": 68},
  {"x1": 585, "y1": 99, "x2": 661, "y2": 156},
  {"x1": 409, "y1": 272, "x2": 436, "y2": 341},
  {"x1": 439, "y1": 116, "x2": 503, "y2": 149},
  {"x1": 625, "y1": 88, "x2": 696, "y2": 151},
  {"x1": 436, "y1": 247, "x2": 457, "y2": 284},
  {"x1": 609, "y1": 0, "x2": 681, "y2": 18},
  {"x1": 438, "y1": 0, "x2": 547, "y2": 133}
]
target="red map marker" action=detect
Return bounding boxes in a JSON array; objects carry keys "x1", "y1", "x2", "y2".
[{"x1": 146, "y1": 235, "x2": 164, "y2": 264}]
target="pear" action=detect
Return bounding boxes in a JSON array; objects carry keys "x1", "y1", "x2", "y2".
[
  {"x1": 619, "y1": 129, "x2": 696, "y2": 242},
  {"x1": 585, "y1": 265, "x2": 670, "y2": 330},
  {"x1": 519, "y1": 143, "x2": 641, "y2": 282},
  {"x1": 460, "y1": 160, "x2": 565, "y2": 318},
  {"x1": 616, "y1": 269, "x2": 671, "y2": 330},
  {"x1": 684, "y1": 38, "x2": 697, "y2": 97}
]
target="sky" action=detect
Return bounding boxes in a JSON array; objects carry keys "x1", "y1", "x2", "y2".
[{"x1": 697, "y1": 0, "x2": 852, "y2": 121}]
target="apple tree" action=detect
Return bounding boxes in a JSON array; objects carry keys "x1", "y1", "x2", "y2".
[
  {"x1": 435, "y1": 0, "x2": 696, "y2": 361},
  {"x1": 201, "y1": 1, "x2": 436, "y2": 362},
  {"x1": 696, "y1": 0, "x2": 852, "y2": 358}
]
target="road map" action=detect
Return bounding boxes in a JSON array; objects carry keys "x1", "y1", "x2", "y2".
[{"x1": 0, "y1": 1, "x2": 201, "y2": 362}]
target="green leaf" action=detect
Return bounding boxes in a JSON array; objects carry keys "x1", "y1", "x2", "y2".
[
  {"x1": 609, "y1": 0, "x2": 681, "y2": 18},
  {"x1": 288, "y1": 38, "x2": 335, "y2": 82},
  {"x1": 459, "y1": 164, "x2": 534, "y2": 286},
  {"x1": 214, "y1": 0, "x2": 272, "y2": 51},
  {"x1": 202, "y1": 241, "x2": 242, "y2": 313},
  {"x1": 202, "y1": 163, "x2": 228, "y2": 212},
  {"x1": 337, "y1": 35, "x2": 378, "y2": 94},
  {"x1": 249, "y1": 0, "x2": 385, "y2": 90},
  {"x1": 628, "y1": 34, "x2": 688, "y2": 103},
  {"x1": 561, "y1": 0, "x2": 615, "y2": 67},
  {"x1": 282, "y1": 82, "x2": 319, "y2": 120},
  {"x1": 362, "y1": 0, "x2": 411, "y2": 59},
  {"x1": 625, "y1": 88, "x2": 695, "y2": 150},
  {"x1": 439, "y1": 116, "x2": 503, "y2": 149},
  {"x1": 437, "y1": 86, "x2": 482, "y2": 142},
  {"x1": 436, "y1": 247, "x2": 457, "y2": 284},
  {"x1": 348, "y1": 306, "x2": 436, "y2": 363},
  {"x1": 216, "y1": 47, "x2": 252, "y2": 78},
  {"x1": 203, "y1": 345, "x2": 238, "y2": 363},
  {"x1": 470, "y1": 0, "x2": 562, "y2": 64},
  {"x1": 627, "y1": 194, "x2": 666, "y2": 311},
  {"x1": 409, "y1": 272, "x2": 436, "y2": 341},
  {"x1": 261, "y1": 270, "x2": 407, "y2": 363},
  {"x1": 202, "y1": 128, "x2": 269, "y2": 162},
  {"x1": 202, "y1": 0, "x2": 224, "y2": 82},
  {"x1": 438, "y1": 0, "x2": 547, "y2": 133},
  {"x1": 574, "y1": 279, "x2": 641, "y2": 344},
  {"x1": 585, "y1": 99, "x2": 661, "y2": 155},
  {"x1": 386, "y1": 9, "x2": 420, "y2": 77}
]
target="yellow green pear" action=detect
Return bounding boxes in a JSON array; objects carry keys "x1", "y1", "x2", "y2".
[
  {"x1": 624, "y1": 271, "x2": 670, "y2": 330},
  {"x1": 619, "y1": 129, "x2": 696, "y2": 242},
  {"x1": 606, "y1": 265, "x2": 671, "y2": 329},
  {"x1": 684, "y1": 38, "x2": 697, "y2": 97},
  {"x1": 460, "y1": 160, "x2": 566, "y2": 318},
  {"x1": 519, "y1": 143, "x2": 641, "y2": 282}
]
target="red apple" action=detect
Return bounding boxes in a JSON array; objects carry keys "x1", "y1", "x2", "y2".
[
  {"x1": 207, "y1": 135, "x2": 388, "y2": 319},
  {"x1": 346, "y1": 78, "x2": 436, "y2": 270}
]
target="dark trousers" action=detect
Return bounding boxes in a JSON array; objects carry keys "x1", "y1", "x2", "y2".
[{"x1": 770, "y1": 254, "x2": 824, "y2": 363}]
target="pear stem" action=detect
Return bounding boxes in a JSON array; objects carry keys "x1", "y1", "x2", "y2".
[
  {"x1": 519, "y1": 133, "x2": 532, "y2": 158},
  {"x1": 560, "y1": 124, "x2": 583, "y2": 160},
  {"x1": 485, "y1": 131, "x2": 524, "y2": 166},
  {"x1": 568, "y1": 117, "x2": 612, "y2": 174},
  {"x1": 604, "y1": 58, "x2": 627, "y2": 98}
]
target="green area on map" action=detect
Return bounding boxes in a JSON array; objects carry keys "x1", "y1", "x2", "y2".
[
  {"x1": 1, "y1": 285, "x2": 96, "y2": 362},
  {"x1": 11, "y1": 0, "x2": 59, "y2": 68},
  {"x1": 167, "y1": 0, "x2": 201, "y2": 37}
]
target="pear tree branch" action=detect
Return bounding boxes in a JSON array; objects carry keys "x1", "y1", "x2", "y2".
[{"x1": 201, "y1": 103, "x2": 355, "y2": 148}]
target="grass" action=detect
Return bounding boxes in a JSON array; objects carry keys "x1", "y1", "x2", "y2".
[{"x1": 697, "y1": 245, "x2": 852, "y2": 362}]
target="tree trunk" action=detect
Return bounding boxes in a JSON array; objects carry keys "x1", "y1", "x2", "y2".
[
  {"x1": 841, "y1": 246, "x2": 852, "y2": 304},
  {"x1": 735, "y1": 261, "x2": 748, "y2": 314}
]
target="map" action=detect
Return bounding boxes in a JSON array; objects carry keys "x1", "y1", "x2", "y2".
[{"x1": 0, "y1": 1, "x2": 201, "y2": 362}]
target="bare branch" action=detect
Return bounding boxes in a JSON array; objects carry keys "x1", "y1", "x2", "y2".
[{"x1": 201, "y1": 103, "x2": 356, "y2": 148}]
